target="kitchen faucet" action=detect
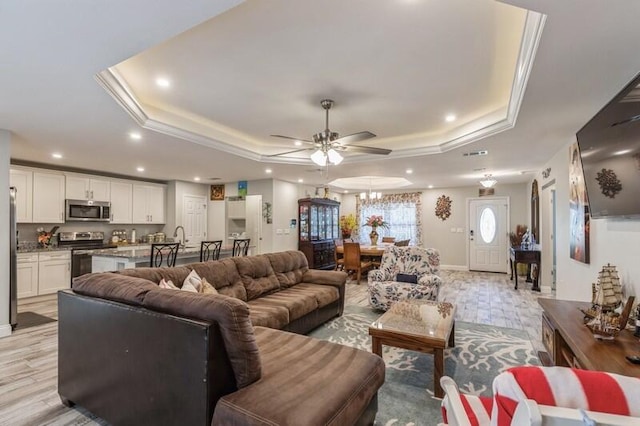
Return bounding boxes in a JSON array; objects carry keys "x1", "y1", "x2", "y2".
[{"x1": 173, "y1": 226, "x2": 186, "y2": 247}]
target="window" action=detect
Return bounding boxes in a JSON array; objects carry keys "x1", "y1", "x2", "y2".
[
  {"x1": 357, "y1": 192, "x2": 422, "y2": 245},
  {"x1": 480, "y1": 207, "x2": 496, "y2": 243}
]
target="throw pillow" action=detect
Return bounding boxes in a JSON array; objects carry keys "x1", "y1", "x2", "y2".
[
  {"x1": 181, "y1": 281, "x2": 199, "y2": 293},
  {"x1": 200, "y1": 277, "x2": 219, "y2": 295},
  {"x1": 159, "y1": 278, "x2": 178, "y2": 289},
  {"x1": 396, "y1": 273, "x2": 418, "y2": 284},
  {"x1": 183, "y1": 269, "x2": 203, "y2": 292}
]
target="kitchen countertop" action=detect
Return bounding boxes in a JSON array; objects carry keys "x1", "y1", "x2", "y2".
[
  {"x1": 90, "y1": 245, "x2": 239, "y2": 262},
  {"x1": 17, "y1": 246, "x2": 71, "y2": 254}
]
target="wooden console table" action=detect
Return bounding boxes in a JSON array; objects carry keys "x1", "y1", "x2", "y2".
[
  {"x1": 510, "y1": 247, "x2": 541, "y2": 291},
  {"x1": 539, "y1": 298, "x2": 640, "y2": 376}
]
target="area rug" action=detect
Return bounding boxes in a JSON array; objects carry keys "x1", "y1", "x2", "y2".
[
  {"x1": 15, "y1": 311, "x2": 57, "y2": 330},
  {"x1": 308, "y1": 305, "x2": 540, "y2": 426}
]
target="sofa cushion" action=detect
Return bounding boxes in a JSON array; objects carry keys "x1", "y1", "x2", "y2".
[
  {"x1": 233, "y1": 255, "x2": 281, "y2": 300},
  {"x1": 184, "y1": 258, "x2": 247, "y2": 301},
  {"x1": 118, "y1": 266, "x2": 192, "y2": 288},
  {"x1": 251, "y1": 288, "x2": 319, "y2": 321},
  {"x1": 247, "y1": 300, "x2": 290, "y2": 329},
  {"x1": 291, "y1": 283, "x2": 340, "y2": 308},
  {"x1": 72, "y1": 272, "x2": 157, "y2": 306},
  {"x1": 142, "y1": 289, "x2": 261, "y2": 389},
  {"x1": 213, "y1": 327, "x2": 385, "y2": 426},
  {"x1": 265, "y1": 250, "x2": 309, "y2": 288}
]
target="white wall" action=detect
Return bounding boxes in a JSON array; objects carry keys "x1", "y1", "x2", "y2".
[
  {"x1": 272, "y1": 180, "x2": 299, "y2": 252},
  {"x1": 340, "y1": 184, "x2": 528, "y2": 268},
  {"x1": 0, "y1": 131, "x2": 11, "y2": 337},
  {"x1": 535, "y1": 139, "x2": 640, "y2": 302}
]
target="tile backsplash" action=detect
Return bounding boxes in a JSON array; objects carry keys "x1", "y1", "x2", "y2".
[{"x1": 17, "y1": 223, "x2": 165, "y2": 246}]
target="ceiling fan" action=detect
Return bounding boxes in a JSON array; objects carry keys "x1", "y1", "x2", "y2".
[{"x1": 269, "y1": 99, "x2": 392, "y2": 165}]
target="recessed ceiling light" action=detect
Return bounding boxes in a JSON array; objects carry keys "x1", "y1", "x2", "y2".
[
  {"x1": 52, "y1": 153, "x2": 63, "y2": 159},
  {"x1": 137, "y1": 167, "x2": 145, "y2": 172},
  {"x1": 194, "y1": 177, "x2": 201, "y2": 182},
  {"x1": 343, "y1": 190, "x2": 349, "y2": 193},
  {"x1": 155, "y1": 77, "x2": 170, "y2": 88},
  {"x1": 265, "y1": 169, "x2": 272, "y2": 174},
  {"x1": 406, "y1": 169, "x2": 413, "y2": 174},
  {"x1": 294, "y1": 141, "x2": 303, "y2": 146},
  {"x1": 445, "y1": 114, "x2": 456, "y2": 122},
  {"x1": 428, "y1": 185, "x2": 434, "y2": 189},
  {"x1": 129, "y1": 132, "x2": 142, "y2": 140},
  {"x1": 298, "y1": 179, "x2": 303, "y2": 183}
]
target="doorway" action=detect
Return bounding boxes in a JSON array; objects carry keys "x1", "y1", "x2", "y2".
[
  {"x1": 541, "y1": 183, "x2": 557, "y2": 291},
  {"x1": 182, "y1": 195, "x2": 207, "y2": 245},
  {"x1": 468, "y1": 197, "x2": 509, "y2": 273}
]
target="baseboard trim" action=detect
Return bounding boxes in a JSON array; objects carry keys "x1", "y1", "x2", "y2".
[
  {"x1": 441, "y1": 265, "x2": 468, "y2": 271},
  {"x1": 0, "y1": 324, "x2": 13, "y2": 338}
]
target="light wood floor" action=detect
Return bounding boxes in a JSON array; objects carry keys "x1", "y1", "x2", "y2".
[{"x1": 0, "y1": 270, "x2": 550, "y2": 425}]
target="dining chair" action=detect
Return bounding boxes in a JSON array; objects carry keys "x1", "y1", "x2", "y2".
[
  {"x1": 343, "y1": 242, "x2": 373, "y2": 284},
  {"x1": 394, "y1": 239, "x2": 410, "y2": 247},
  {"x1": 333, "y1": 239, "x2": 351, "y2": 271},
  {"x1": 200, "y1": 240, "x2": 223, "y2": 262},
  {"x1": 382, "y1": 236, "x2": 396, "y2": 243},
  {"x1": 149, "y1": 242, "x2": 179, "y2": 267},
  {"x1": 232, "y1": 238, "x2": 251, "y2": 257}
]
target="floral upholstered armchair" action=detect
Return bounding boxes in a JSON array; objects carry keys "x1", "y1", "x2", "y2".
[{"x1": 367, "y1": 246, "x2": 442, "y2": 311}]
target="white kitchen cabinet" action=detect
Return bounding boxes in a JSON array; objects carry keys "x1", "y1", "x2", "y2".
[
  {"x1": 66, "y1": 174, "x2": 110, "y2": 201},
  {"x1": 17, "y1": 253, "x2": 39, "y2": 298},
  {"x1": 110, "y1": 181, "x2": 133, "y2": 224},
  {"x1": 132, "y1": 183, "x2": 166, "y2": 224},
  {"x1": 32, "y1": 172, "x2": 65, "y2": 223},
  {"x1": 10, "y1": 168, "x2": 33, "y2": 223},
  {"x1": 37, "y1": 251, "x2": 71, "y2": 295},
  {"x1": 227, "y1": 199, "x2": 246, "y2": 218}
]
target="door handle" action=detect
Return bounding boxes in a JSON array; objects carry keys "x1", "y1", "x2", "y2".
[{"x1": 469, "y1": 229, "x2": 474, "y2": 241}]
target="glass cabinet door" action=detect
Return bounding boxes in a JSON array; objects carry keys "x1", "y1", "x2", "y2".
[
  {"x1": 332, "y1": 206, "x2": 339, "y2": 239},
  {"x1": 299, "y1": 204, "x2": 309, "y2": 241},
  {"x1": 310, "y1": 205, "x2": 318, "y2": 240}
]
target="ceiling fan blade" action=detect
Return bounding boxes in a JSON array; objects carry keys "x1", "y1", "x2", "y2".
[
  {"x1": 265, "y1": 147, "x2": 313, "y2": 157},
  {"x1": 270, "y1": 134, "x2": 314, "y2": 144},
  {"x1": 341, "y1": 144, "x2": 392, "y2": 155},
  {"x1": 333, "y1": 131, "x2": 376, "y2": 145}
]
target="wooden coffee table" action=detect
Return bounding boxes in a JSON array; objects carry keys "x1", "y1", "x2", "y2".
[{"x1": 369, "y1": 300, "x2": 456, "y2": 398}]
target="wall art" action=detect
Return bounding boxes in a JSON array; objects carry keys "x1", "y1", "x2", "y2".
[
  {"x1": 435, "y1": 195, "x2": 452, "y2": 221},
  {"x1": 595, "y1": 168, "x2": 622, "y2": 198},
  {"x1": 210, "y1": 184, "x2": 225, "y2": 201},
  {"x1": 569, "y1": 142, "x2": 590, "y2": 264}
]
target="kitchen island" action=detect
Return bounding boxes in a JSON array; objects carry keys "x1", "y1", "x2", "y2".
[{"x1": 91, "y1": 245, "x2": 239, "y2": 273}]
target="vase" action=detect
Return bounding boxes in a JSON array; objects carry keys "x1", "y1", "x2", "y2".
[
  {"x1": 342, "y1": 231, "x2": 352, "y2": 240},
  {"x1": 369, "y1": 227, "x2": 379, "y2": 246}
]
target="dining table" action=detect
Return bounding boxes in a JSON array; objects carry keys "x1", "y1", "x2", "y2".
[{"x1": 335, "y1": 242, "x2": 394, "y2": 258}]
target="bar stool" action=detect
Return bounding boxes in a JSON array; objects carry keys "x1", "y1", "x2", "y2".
[
  {"x1": 200, "y1": 240, "x2": 223, "y2": 262},
  {"x1": 232, "y1": 238, "x2": 251, "y2": 257},
  {"x1": 149, "y1": 242, "x2": 179, "y2": 267}
]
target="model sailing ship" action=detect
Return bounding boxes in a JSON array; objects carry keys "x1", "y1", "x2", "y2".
[{"x1": 580, "y1": 264, "x2": 628, "y2": 340}]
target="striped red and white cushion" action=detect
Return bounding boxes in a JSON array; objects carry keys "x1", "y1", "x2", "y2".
[
  {"x1": 442, "y1": 394, "x2": 492, "y2": 426},
  {"x1": 491, "y1": 366, "x2": 640, "y2": 425}
]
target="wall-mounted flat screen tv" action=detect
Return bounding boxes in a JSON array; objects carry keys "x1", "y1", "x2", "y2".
[{"x1": 576, "y1": 72, "x2": 640, "y2": 218}]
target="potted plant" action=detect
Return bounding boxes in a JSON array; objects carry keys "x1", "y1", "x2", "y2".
[{"x1": 339, "y1": 214, "x2": 357, "y2": 239}]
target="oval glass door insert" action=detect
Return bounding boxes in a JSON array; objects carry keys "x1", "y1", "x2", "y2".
[{"x1": 480, "y1": 207, "x2": 496, "y2": 243}]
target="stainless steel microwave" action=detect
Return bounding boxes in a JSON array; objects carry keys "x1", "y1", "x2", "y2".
[{"x1": 65, "y1": 199, "x2": 111, "y2": 222}]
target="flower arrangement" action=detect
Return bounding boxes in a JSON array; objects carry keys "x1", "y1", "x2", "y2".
[
  {"x1": 339, "y1": 214, "x2": 358, "y2": 235},
  {"x1": 365, "y1": 215, "x2": 389, "y2": 229},
  {"x1": 37, "y1": 227, "x2": 53, "y2": 248}
]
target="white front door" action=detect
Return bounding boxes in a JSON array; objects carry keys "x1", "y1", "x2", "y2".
[
  {"x1": 468, "y1": 197, "x2": 509, "y2": 273},
  {"x1": 183, "y1": 195, "x2": 207, "y2": 245}
]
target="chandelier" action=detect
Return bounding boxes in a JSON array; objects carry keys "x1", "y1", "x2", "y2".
[
  {"x1": 479, "y1": 174, "x2": 497, "y2": 188},
  {"x1": 359, "y1": 191, "x2": 382, "y2": 200}
]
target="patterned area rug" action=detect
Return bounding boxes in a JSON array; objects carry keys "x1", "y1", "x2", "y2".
[{"x1": 308, "y1": 305, "x2": 539, "y2": 426}]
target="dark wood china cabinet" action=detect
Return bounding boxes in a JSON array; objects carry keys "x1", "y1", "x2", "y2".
[{"x1": 298, "y1": 198, "x2": 340, "y2": 269}]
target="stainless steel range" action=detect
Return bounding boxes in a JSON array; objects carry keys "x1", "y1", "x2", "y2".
[{"x1": 58, "y1": 232, "x2": 115, "y2": 282}]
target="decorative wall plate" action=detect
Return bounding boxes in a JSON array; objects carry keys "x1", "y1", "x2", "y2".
[{"x1": 435, "y1": 195, "x2": 452, "y2": 220}]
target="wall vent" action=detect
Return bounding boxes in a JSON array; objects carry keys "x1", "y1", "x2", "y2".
[{"x1": 463, "y1": 150, "x2": 488, "y2": 157}]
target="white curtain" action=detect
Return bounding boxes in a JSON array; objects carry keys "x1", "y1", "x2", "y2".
[{"x1": 356, "y1": 192, "x2": 422, "y2": 245}]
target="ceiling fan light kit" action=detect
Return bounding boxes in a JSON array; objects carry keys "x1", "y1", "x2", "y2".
[
  {"x1": 479, "y1": 174, "x2": 497, "y2": 188},
  {"x1": 270, "y1": 99, "x2": 392, "y2": 164}
]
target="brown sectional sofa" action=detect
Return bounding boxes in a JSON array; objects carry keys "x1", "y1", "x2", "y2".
[{"x1": 58, "y1": 250, "x2": 385, "y2": 426}]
